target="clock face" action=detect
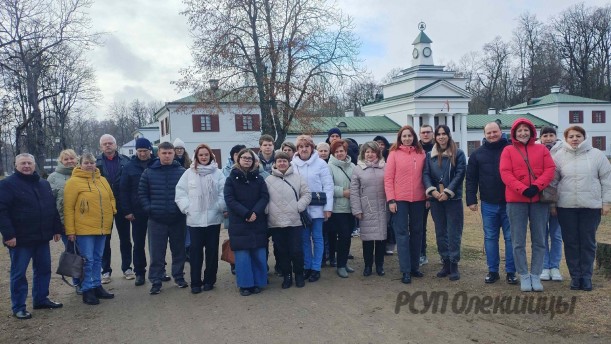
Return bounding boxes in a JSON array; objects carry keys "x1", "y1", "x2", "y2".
[
  {"x1": 412, "y1": 48, "x2": 419, "y2": 59},
  {"x1": 423, "y1": 47, "x2": 431, "y2": 57}
]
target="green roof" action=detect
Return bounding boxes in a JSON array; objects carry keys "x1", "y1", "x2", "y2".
[
  {"x1": 506, "y1": 93, "x2": 609, "y2": 110},
  {"x1": 412, "y1": 31, "x2": 432, "y2": 44},
  {"x1": 288, "y1": 116, "x2": 401, "y2": 135},
  {"x1": 467, "y1": 113, "x2": 556, "y2": 130}
]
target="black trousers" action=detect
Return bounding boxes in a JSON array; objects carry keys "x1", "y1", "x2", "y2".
[
  {"x1": 271, "y1": 226, "x2": 304, "y2": 276},
  {"x1": 189, "y1": 225, "x2": 221, "y2": 287},
  {"x1": 557, "y1": 208, "x2": 600, "y2": 280},
  {"x1": 329, "y1": 213, "x2": 354, "y2": 268},
  {"x1": 131, "y1": 213, "x2": 148, "y2": 276},
  {"x1": 363, "y1": 240, "x2": 385, "y2": 268},
  {"x1": 102, "y1": 213, "x2": 132, "y2": 274},
  {"x1": 421, "y1": 206, "x2": 430, "y2": 257}
]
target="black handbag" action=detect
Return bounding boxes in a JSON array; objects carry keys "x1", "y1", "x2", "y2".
[
  {"x1": 280, "y1": 177, "x2": 313, "y2": 227},
  {"x1": 310, "y1": 192, "x2": 327, "y2": 206},
  {"x1": 56, "y1": 241, "x2": 83, "y2": 286}
]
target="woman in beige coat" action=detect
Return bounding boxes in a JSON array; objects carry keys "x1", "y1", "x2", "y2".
[{"x1": 350, "y1": 142, "x2": 387, "y2": 277}]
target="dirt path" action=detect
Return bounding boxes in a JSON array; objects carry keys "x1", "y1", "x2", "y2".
[{"x1": 1, "y1": 230, "x2": 610, "y2": 344}]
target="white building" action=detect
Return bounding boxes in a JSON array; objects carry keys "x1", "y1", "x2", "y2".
[
  {"x1": 119, "y1": 123, "x2": 160, "y2": 157},
  {"x1": 503, "y1": 86, "x2": 611, "y2": 154}
]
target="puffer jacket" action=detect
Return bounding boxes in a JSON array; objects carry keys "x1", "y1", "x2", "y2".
[
  {"x1": 63, "y1": 167, "x2": 116, "y2": 236},
  {"x1": 175, "y1": 162, "x2": 227, "y2": 228},
  {"x1": 552, "y1": 140, "x2": 611, "y2": 209},
  {"x1": 222, "y1": 157, "x2": 234, "y2": 177},
  {"x1": 424, "y1": 145, "x2": 466, "y2": 200},
  {"x1": 291, "y1": 151, "x2": 334, "y2": 218},
  {"x1": 48, "y1": 162, "x2": 74, "y2": 224},
  {"x1": 0, "y1": 171, "x2": 62, "y2": 246},
  {"x1": 224, "y1": 167, "x2": 269, "y2": 251},
  {"x1": 499, "y1": 118, "x2": 555, "y2": 203},
  {"x1": 327, "y1": 155, "x2": 354, "y2": 213},
  {"x1": 138, "y1": 160, "x2": 186, "y2": 225},
  {"x1": 384, "y1": 145, "x2": 426, "y2": 202},
  {"x1": 350, "y1": 159, "x2": 387, "y2": 241},
  {"x1": 465, "y1": 137, "x2": 509, "y2": 206},
  {"x1": 265, "y1": 166, "x2": 311, "y2": 228},
  {"x1": 119, "y1": 156, "x2": 153, "y2": 216}
]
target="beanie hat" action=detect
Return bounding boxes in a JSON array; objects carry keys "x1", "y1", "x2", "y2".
[
  {"x1": 540, "y1": 126, "x2": 557, "y2": 137},
  {"x1": 135, "y1": 138, "x2": 152, "y2": 150},
  {"x1": 173, "y1": 138, "x2": 185, "y2": 148},
  {"x1": 327, "y1": 127, "x2": 342, "y2": 138}
]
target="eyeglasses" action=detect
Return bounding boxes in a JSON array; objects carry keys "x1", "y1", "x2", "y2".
[{"x1": 240, "y1": 156, "x2": 253, "y2": 161}]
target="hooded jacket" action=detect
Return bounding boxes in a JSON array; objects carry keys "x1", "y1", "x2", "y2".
[
  {"x1": 328, "y1": 154, "x2": 354, "y2": 213},
  {"x1": 350, "y1": 159, "x2": 387, "y2": 241},
  {"x1": 499, "y1": 118, "x2": 555, "y2": 203},
  {"x1": 291, "y1": 151, "x2": 334, "y2": 218},
  {"x1": 384, "y1": 145, "x2": 426, "y2": 202},
  {"x1": 265, "y1": 165, "x2": 311, "y2": 228},
  {"x1": 48, "y1": 162, "x2": 75, "y2": 224},
  {"x1": 465, "y1": 137, "x2": 509, "y2": 206},
  {"x1": 423, "y1": 145, "x2": 467, "y2": 200},
  {"x1": 63, "y1": 167, "x2": 116, "y2": 236}
]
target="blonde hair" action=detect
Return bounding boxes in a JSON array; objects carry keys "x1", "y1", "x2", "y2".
[
  {"x1": 295, "y1": 135, "x2": 315, "y2": 150},
  {"x1": 58, "y1": 149, "x2": 77, "y2": 161}
]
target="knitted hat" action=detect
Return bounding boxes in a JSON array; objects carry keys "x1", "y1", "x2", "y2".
[
  {"x1": 135, "y1": 138, "x2": 152, "y2": 150},
  {"x1": 327, "y1": 127, "x2": 342, "y2": 138},
  {"x1": 173, "y1": 138, "x2": 185, "y2": 148}
]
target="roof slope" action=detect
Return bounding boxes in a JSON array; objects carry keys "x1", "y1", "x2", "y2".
[
  {"x1": 507, "y1": 93, "x2": 609, "y2": 110},
  {"x1": 467, "y1": 113, "x2": 556, "y2": 130},
  {"x1": 288, "y1": 116, "x2": 401, "y2": 135}
]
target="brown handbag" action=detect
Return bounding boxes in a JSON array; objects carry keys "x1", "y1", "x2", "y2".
[{"x1": 220, "y1": 239, "x2": 235, "y2": 264}]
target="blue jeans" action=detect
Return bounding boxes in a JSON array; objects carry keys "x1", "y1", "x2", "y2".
[
  {"x1": 543, "y1": 214, "x2": 562, "y2": 269},
  {"x1": 234, "y1": 247, "x2": 268, "y2": 288},
  {"x1": 430, "y1": 200, "x2": 464, "y2": 263},
  {"x1": 8, "y1": 242, "x2": 52, "y2": 313},
  {"x1": 302, "y1": 218, "x2": 323, "y2": 271},
  {"x1": 77, "y1": 235, "x2": 106, "y2": 292},
  {"x1": 506, "y1": 202, "x2": 548, "y2": 276},
  {"x1": 392, "y1": 201, "x2": 425, "y2": 273},
  {"x1": 481, "y1": 201, "x2": 515, "y2": 273}
]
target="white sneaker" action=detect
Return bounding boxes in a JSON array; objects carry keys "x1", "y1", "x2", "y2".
[
  {"x1": 540, "y1": 269, "x2": 551, "y2": 280},
  {"x1": 419, "y1": 256, "x2": 429, "y2": 266},
  {"x1": 101, "y1": 272, "x2": 111, "y2": 284},
  {"x1": 351, "y1": 228, "x2": 360, "y2": 237},
  {"x1": 124, "y1": 268, "x2": 136, "y2": 280},
  {"x1": 550, "y1": 268, "x2": 563, "y2": 281}
]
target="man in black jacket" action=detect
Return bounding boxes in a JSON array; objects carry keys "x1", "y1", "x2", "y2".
[
  {"x1": 418, "y1": 125, "x2": 434, "y2": 265},
  {"x1": 138, "y1": 141, "x2": 187, "y2": 295},
  {"x1": 0, "y1": 154, "x2": 63, "y2": 319},
  {"x1": 96, "y1": 134, "x2": 132, "y2": 284},
  {"x1": 466, "y1": 122, "x2": 517, "y2": 285}
]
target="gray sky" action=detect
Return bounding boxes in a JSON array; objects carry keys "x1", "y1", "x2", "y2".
[{"x1": 87, "y1": 0, "x2": 610, "y2": 118}]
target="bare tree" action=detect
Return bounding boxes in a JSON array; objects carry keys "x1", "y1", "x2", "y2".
[{"x1": 178, "y1": 0, "x2": 361, "y2": 147}]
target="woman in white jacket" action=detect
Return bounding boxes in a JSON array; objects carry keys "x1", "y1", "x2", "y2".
[
  {"x1": 552, "y1": 126, "x2": 611, "y2": 292},
  {"x1": 175, "y1": 144, "x2": 226, "y2": 294}
]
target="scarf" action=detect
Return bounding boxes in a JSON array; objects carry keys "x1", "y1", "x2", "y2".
[{"x1": 195, "y1": 162, "x2": 218, "y2": 208}]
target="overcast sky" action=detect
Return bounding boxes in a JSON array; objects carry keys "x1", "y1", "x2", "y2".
[{"x1": 86, "y1": 0, "x2": 610, "y2": 118}]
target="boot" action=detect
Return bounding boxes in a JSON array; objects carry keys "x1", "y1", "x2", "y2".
[
  {"x1": 282, "y1": 274, "x2": 293, "y2": 289},
  {"x1": 295, "y1": 273, "x2": 305, "y2": 288},
  {"x1": 437, "y1": 260, "x2": 451, "y2": 278},
  {"x1": 94, "y1": 286, "x2": 115, "y2": 299},
  {"x1": 449, "y1": 262, "x2": 460, "y2": 281},
  {"x1": 82, "y1": 289, "x2": 100, "y2": 305}
]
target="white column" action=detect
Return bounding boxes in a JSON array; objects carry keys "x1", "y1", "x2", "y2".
[
  {"x1": 427, "y1": 113, "x2": 434, "y2": 126},
  {"x1": 406, "y1": 114, "x2": 414, "y2": 127},
  {"x1": 445, "y1": 114, "x2": 454, "y2": 133},
  {"x1": 460, "y1": 113, "x2": 468, "y2": 152},
  {"x1": 413, "y1": 114, "x2": 421, "y2": 133}
]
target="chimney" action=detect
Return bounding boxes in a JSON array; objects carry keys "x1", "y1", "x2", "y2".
[
  {"x1": 208, "y1": 79, "x2": 219, "y2": 91},
  {"x1": 487, "y1": 108, "x2": 496, "y2": 115},
  {"x1": 550, "y1": 85, "x2": 560, "y2": 94}
]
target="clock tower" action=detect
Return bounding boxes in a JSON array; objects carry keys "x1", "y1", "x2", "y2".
[{"x1": 411, "y1": 22, "x2": 433, "y2": 66}]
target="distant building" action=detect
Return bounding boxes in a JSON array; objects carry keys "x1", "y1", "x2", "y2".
[{"x1": 119, "y1": 123, "x2": 160, "y2": 157}]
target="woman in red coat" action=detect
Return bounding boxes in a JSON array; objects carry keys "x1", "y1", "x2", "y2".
[{"x1": 500, "y1": 118, "x2": 555, "y2": 293}]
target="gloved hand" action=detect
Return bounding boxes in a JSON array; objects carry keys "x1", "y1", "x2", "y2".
[{"x1": 522, "y1": 185, "x2": 539, "y2": 198}]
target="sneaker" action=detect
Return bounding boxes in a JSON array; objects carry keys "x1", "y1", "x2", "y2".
[
  {"x1": 540, "y1": 269, "x2": 551, "y2": 281},
  {"x1": 531, "y1": 274, "x2": 544, "y2": 292},
  {"x1": 75, "y1": 285, "x2": 83, "y2": 295},
  {"x1": 385, "y1": 250, "x2": 394, "y2": 256},
  {"x1": 550, "y1": 268, "x2": 563, "y2": 281},
  {"x1": 149, "y1": 284, "x2": 161, "y2": 295},
  {"x1": 520, "y1": 274, "x2": 532, "y2": 292},
  {"x1": 351, "y1": 228, "x2": 360, "y2": 237},
  {"x1": 101, "y1": 272, "x2": 111, "y2": 284},
  {"x1": 161, "y1": 275, "x2": 171, "y2": 282},
  {"x1": 175, "y1": 279, "x2": 189, "y2": 288},
  {"x1": 123, "y1": 269, "x2": 135, "y2": 280},
  {"x1": 419, "y1": 256, "x2": 429, "y2": 266}
]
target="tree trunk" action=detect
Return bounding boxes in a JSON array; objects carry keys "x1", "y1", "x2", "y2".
[{"x1": 596, "y1": 242, "x2": 611, "y2": 279}]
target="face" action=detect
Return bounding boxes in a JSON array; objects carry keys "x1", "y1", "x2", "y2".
[
  {"x1": 515, "y1": 124, "x2": 531, "y2": 144},
  {"x1": 197, "y1": 148, "x2": 211, "y2": 165},
  {"x1": 238, "y1": 154, "x2": 253, "y2": 169},
  {"x1": 540, "y1": 133, "x2": 557, "y2": 145},
  {"x1": 566, "y1": 130, "x2": 585, "y2": 148},
  {"x1": 275, "y1": 158, "x2": 290, "y2": 173},
  {"x1": 420, "y1": 127, "x2": 433, "y2": 143},
  {"x1": 100, "y1": 136, "x2": 117, "y2": 156},
  {"x1": 376, "y1": 140, "x2": 386, "y2": 149},
  {"x1": 282, "y1": 146, "x2": 295, "y2": 156},
  {"x1": 232, "y1": 152, "x2": 240, "y2": 163},
  {"x1": 158, "y1": 148, "x2": 175, "y2": 165},
  {"x1": 81, "y1": 159, "x2": 96, "y2": 172},
  {"x1": 334, "y1": 146, "x2": 347, "y2": 161},
  {"x1": 401, "y1": 129, "x2": 414, "y2": 146},
  {"x1": 15, "y1": 156, "x2": 35, "y2": 175},
  {"x1": 174, "y1": 147, "x2": 185, "y2": 156},
  {"x1": 298, "y1": 144, "x2": 312, "y2": 160},
  {"x1": 317, "y1": 146, "x2": 329, "y2": 160},
  {"x1": 61, "y1": 154, "x2": 77, "y2": 168},
  {"x1": 364, "y1": 148, "x2": 377, "y2": 162},
  {"x1": 484, "y1": 123, "x2": 502, "y2": 143},
  {"x1": 329, "y1": 133, "x2": 340, "y2": 144},
  {"x1": 260, "y1": 141, "x2": 274, "y2": 155},
  {"x1": 136, "y1": 148, "x2": 151, "y2": 161},
  {"x1": 435, "y1": 128, "x2": 449, "y2": 146}
]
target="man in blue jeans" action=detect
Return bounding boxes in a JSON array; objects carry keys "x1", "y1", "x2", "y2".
[
  {"x1": 466, "y1": 122, "x2": 517, "y2": 285},
  {"x1": 0, "y1": 154, "x2": 64, "y2": 319}
]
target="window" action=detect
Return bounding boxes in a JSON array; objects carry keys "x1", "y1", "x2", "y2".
[
  {"x1": 467, "y1": 140, "x2": 481, "y2": 156},
  {"x1": 192, "y1": 114, "x2": 219, "y2": 132},
  {"x1": 161, "y1": 118, "x2": 166, "y2": 136},
  {"x1": 569, "y1": 110, "x2": 583, "y2": 124},
  {"x1": 592, "y1": 136, "x2": 606, "y2": 151},
  {"x1": 212, "y1": 149, "x2": 222, "y2": 168},
  {"x1": 235, "y1": 114, "x2": 261, "y2": 131},
  {"x1": 592, "y1": 111, "x2": 606, "y2": 123}
]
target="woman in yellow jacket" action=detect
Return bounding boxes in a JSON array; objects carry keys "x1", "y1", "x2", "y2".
[{"x1": 64, "y1": 153, "x2": 116, "y2": 305}]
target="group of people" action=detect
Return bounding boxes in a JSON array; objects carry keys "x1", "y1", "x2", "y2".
[{"x1": 1, "y1": 117, "x2": 609, "y2": 319}]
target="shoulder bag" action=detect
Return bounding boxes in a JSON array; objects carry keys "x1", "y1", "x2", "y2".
[{"x1": 56, "y1": 241, "x2": 83, "y2": 287}]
